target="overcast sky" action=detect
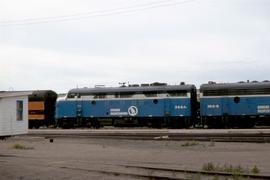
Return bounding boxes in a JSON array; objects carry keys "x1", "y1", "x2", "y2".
[{"x1": 0, "y1": 0, "x2": 269, "y2": 93}]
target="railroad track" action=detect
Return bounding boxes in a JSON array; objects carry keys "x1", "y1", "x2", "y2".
[
  {"x1": 58, "y1": 164, "x2": 270, "y2": 180},
  {"x1": 27, "y1": 129, "x2": 270, "y2": 143}
]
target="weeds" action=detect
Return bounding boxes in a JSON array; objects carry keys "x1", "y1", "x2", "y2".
[
  {"x1": 209, "y1": 139, "x2": 215, "y2": 147},
  {"x1": 251, "y1": 165, "x2": 260, "y2": 174},
  {"x1": 185, "y1": 173, "x2": 201, "y2": 180},
  {"x1": 202, "y1": 162, "x2": 260, "y2": 175},
  {"x1": 202, "y1": 162, "x2": 215, "y2": 171},
  {"x1": 12, "y1": 143, "x2": 34, "y2": 150},
  {"x1": 181, "y1": 140, "x2": 200, "y2": 147}
]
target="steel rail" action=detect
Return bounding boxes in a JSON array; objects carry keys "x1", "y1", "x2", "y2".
[
  {"x1": 27, "y1": 130, "x2": 270, "y2": 143},
  {"x1": 59, "y1": 166, "x2": 189, "y2": 180},
  {"x1": 122, "y1": 164, "x2": 270, "y2": 180},
  {"x1": 59, "y1": 164, "x2": 270, "y2": 180}
]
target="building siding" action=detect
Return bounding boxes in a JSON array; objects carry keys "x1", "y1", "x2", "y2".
[{"x1": 0, "y1": 95, "x2": 28, "y2": 136}]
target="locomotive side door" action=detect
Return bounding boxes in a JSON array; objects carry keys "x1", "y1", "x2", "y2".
[
  {"x1": 164, "y1": 98, "x2": 171, "y2": 116},
  {"x1": 75, "y1": 95, "x2": 83, "y2": 126},
  {"x1": 221, "y1": 97, "x2": 229, "y2": 116}
]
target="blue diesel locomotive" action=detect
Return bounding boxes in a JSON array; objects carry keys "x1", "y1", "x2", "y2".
[
  {"x1": 55, "y1": 83, "x2": 197, "y2": 128},
  {"x1": 55, "y1": 81, "x2": 270, "y2": 128},
  {"x1": 200, "y1": 81, "x2": 270, "y2": 128}
]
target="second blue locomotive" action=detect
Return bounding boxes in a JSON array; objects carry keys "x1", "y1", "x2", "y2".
[{"x1": 200, "y1": 81, "x2": 270, "y2": 128}]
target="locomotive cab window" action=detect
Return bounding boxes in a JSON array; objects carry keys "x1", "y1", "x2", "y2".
[{"x1": 67, "y1": 93, "x2": 75, "y2": 98}]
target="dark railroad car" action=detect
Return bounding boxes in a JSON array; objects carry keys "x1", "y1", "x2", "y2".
[
  {"x1": 200, "y1": 81, "x2": 270, "y2": 128},
  {"x1": 28, "y1": 90, "x2": 57, "y2": 128},
  {"x1": 55, "y1": 83, "x2": 197, "y2": 128}
]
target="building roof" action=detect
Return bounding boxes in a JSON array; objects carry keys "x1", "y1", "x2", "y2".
[{"x1": 0, "y1": 91, "x2": 33, "y2": 98}]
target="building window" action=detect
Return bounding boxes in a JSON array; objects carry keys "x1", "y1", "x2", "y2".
[{"x1": 16, "y1": 100, "x2": 23, "y2": 121}]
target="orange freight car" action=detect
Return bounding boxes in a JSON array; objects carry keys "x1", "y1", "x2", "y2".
[{"x1": 28, "y1": 90, "x2": 57, "y2": 128}]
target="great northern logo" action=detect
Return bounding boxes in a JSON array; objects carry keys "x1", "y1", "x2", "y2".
[{"x1": 128, "y1": 106, "x2": 138, "y2": 116}]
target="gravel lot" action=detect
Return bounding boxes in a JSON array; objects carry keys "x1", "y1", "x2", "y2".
[{"x1": 1, "y1": 135, "x2": 270, "y2": 179}]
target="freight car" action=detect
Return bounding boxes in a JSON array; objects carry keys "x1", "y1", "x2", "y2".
[
  {"x1": 200, "y1": 81, "x2": 270, "y2": 128},
  {"x1": 55, "y1": 83, "x2": 197, "y2": 128},
  {"x1": 28, "y1": 90, "x2": 57, "y2": 128}
]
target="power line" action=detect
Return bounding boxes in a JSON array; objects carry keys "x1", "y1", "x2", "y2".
[
  {"x1": 0, "y1": 0, "x2": 195, "y2": 27},
  {"x1": 1, "y1": 0, "x2": 183, "y2": 23}
]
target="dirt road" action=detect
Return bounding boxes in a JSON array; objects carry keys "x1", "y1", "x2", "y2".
[{"x1": 1, "y1": 135, "x2": 270, "y2": 179}]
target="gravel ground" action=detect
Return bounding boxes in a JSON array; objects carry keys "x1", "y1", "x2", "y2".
[{"x1": 1, "y1": 135, "x2": 270, "y2": 179}]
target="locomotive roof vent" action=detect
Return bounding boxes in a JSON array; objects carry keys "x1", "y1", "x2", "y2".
[
  {"x1": 238, "y1": 81, "x2": 245, "y2": 83},
  {"x1": 119, "y1": 82, "x2": 127, "y2": 87},
  {"x1": 95, "y1": 85, "x2": 105, "y2": 88},
  {"x1": 180, "y1": 82, "x2": 185, "y2": 85},
  {"x1": 208, "y1": 81, "x2": 216, "y2": 84},
  {"x1": 263, "y1": 80, "x2": 270, "y2": 82},
  {"x1": 129, "y1": 84, "x2": 139, "y2": 87},
  {"x1": 141, "y1": 83, "x2": 150, "y2": 87},
  {"x1": 150, "y1": 82, "x2": 167, "y2": 86},
  {"x1": 252, "y1": 80, "x2": 258, "y2": 83}
]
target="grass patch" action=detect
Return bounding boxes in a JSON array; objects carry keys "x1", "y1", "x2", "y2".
[
  {"x1": 202, "y1": 162, "x2": 260, "y2": 175},
  {"x1": 181, "y1": 140, "x2": 200, "y2": 147},
  {"x1": 12, "y1": 143, "x2": 34, "y2": 150},
  {"x1": 251, "y1": 165, "x2": 260, "y2": 174},
  {"x1": 185, "y1": 173, "x2": 201, "y2": 180}
]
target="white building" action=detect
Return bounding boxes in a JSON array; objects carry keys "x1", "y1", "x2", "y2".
[{"x1": 0, "y1": 91, "x2": 32, "y2": 137}]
